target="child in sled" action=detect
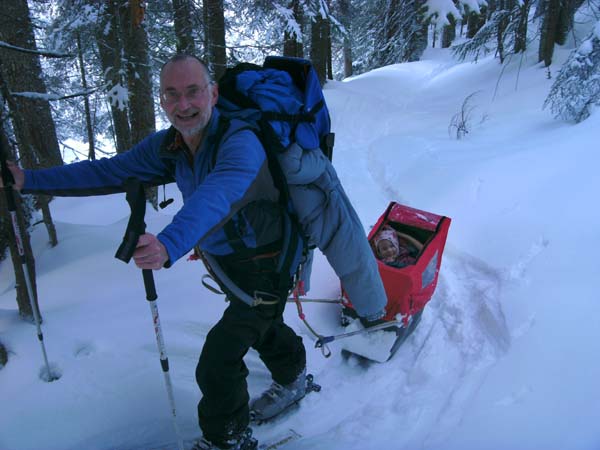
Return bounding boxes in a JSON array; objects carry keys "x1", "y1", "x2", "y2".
[{"x1": 373, "y1": 226, "x2": 423, "y2": 268}]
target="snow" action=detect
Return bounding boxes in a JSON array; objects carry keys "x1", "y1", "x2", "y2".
[{"x1": 2, "y1": 45, "x2": 600, "y2": 450}]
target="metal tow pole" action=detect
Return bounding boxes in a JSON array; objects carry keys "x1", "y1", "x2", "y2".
[
  {"x1": 314, "y1": 319, "x2": 404, "y2": 349},
  {"x1": 115, "y1": 178, "x2": 184, "y2": 450},
  {"x1": 0, "y1": 142, "x2": 58, "y2": 382}
]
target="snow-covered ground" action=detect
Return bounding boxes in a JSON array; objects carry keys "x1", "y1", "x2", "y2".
[{"x1": 1, "y1": 44, "x2": 599, "y2": 450}]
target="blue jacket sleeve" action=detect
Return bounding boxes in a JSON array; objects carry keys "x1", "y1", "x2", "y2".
[
  {"x1": 23, "y1": 131, "x2": 170, "y2": 196},
  {"x1": 157, "y1": 129, "x2": 269, "y2": 264}
]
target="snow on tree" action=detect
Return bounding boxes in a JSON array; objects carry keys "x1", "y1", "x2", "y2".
[{"x1": 544, "y1": 20, "x2": 600, "y2": 123}]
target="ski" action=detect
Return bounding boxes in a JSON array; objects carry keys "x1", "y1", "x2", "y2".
[{"x1": 258, "y1": 429, "x2": 302, "y2": 450}]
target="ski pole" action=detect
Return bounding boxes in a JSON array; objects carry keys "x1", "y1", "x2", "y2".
[
  {"x1": 115, "y1": 178, "x2": 184, "y2": 450},
  {"x1": 0, "y1": 143, "x2": 58, "y2": 382},
  {"x1": 314, "y1": 319, "x2": 403, "y2": 349}
]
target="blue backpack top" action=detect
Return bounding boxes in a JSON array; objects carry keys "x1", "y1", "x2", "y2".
[
  {"x1": 202, "y1": 56, "x2": 335, "y2": 305},
  {"x1": 216, "y1": 56, "x2": 334, "y2": 160}
]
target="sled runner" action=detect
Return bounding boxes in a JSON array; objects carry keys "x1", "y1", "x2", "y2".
[{"x1": 340, "y1": 201, "x2": 451, "y2": 362}]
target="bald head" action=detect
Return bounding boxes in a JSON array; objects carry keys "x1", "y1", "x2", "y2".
[{"x1": 160, "y1": 55, "x2": 212, "y2": 88}]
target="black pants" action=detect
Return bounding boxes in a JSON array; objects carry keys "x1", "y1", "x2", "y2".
[{"x1": 195, "y1": 254, "x2": 306, "y2": 445}]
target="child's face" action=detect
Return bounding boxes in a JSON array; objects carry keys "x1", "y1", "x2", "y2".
[{"x1": 377, "y1": 239, "x2": 398, "y2": 260}]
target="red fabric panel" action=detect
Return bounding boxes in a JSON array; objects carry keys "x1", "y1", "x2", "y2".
[{"x1": 343, "y1": 202, "x2": 451, "y2": 321}]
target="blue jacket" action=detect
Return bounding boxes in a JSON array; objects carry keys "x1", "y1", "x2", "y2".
[{"x1": 23, "y1": 109, "x2": 282, "y2": 266}]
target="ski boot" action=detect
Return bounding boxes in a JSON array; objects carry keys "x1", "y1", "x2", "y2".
[
  {"x1": 249, "y1": 368, "x2": 320, "y2": 423},
  {"x1": 192, "y1": 427, "x2": 257, "y2": 450}
]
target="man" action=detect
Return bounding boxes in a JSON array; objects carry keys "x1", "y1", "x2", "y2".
[{"x1": 2, "y1": 55, "x2": 306, "y2": 450}]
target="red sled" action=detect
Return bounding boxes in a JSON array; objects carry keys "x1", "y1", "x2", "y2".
[{"x1": 341, "y1": 201, "x2": 451, "y2": 362}]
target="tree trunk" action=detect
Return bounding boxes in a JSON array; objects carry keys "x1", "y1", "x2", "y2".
[
  {"x1": 96, "y1": 0, "x2": 131, "y2": 154},
  {"x1": 119, "y1": 0, "x2": 157, "y2": 208},
  {"x1": 0, "y1": 0, "x2": 63, "y2": 169},
  {"x1": 310, "y1": 11, "x2": 328, "y2": 85},
  {"x1": 403, "y1": 0, "x2": 429, "y2": 63},
  {"x1": 119, "y1": 0, "x2": 155, "y2": 144},
  {"x1": 283, "y1": 0, "x2": 304, "y2": 58},
  {"x1": 0, "y1": 131, "x2": 40, "y2": 321},
  {"x1": 0, "y1": 0, "x2": 61, "y2": 250},
  {"x1": 339, "y1": 0, "x2": 353, "y2": 78},
  {"x1": 538, "y1": 0, "x2": 561, "y2": 66},
  {"x1": 496, "y1": 0, "x2": 513, "y2": 64},
  {"x1": 204, "y1": 0, "x2": 227, "y2": 80},
  {"x1": 514, "y1": 0, "x2": 531, "y2": 53},
  {"x1": 38, "y1": 196, "x2": 57, "y2": 247},
  {"x1": 76, "y1": 32, "x2": 95, "y2": 161},
  {"x1": 442, "y1": 13, "x2": 457, "y2": 48},
  {"x1": 172, "y1": 0, "x2": 196, "y2": 54},
  {"x1": 380, "y1": 0, "x2": 401, "y2": 65},
  {"x1": 0, "y1": 340, "x2": 7, "y2": 367},
  {"x1": 556, "y1": 0, "x2": 586, "y2": 45},
  {"x1": 325, "y1": 3, "x2": 333, "y2": 81}
]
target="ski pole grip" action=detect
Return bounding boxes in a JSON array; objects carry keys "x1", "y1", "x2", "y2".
[
  {"x1": 115, "y1": 178, "x2": 147, "y2": 263},
  {"x1": 143, "y1": 269, "x2": 158, "y2": 301},
  {"x1": 115, "y1": 230, "x2": 141, "y2": 263}
]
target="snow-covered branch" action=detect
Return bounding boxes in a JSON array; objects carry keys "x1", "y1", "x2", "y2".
[
  {"x1": 11, "y1": 89, "x2": 98, "y2": 102},
  {"x1": 0, "y1": 40, "x2": 73, "y2": 58}
]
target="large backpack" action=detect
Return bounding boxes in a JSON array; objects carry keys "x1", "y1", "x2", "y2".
[{"x1": 202, "y1": 56, "x2": 335, "y2": 306}]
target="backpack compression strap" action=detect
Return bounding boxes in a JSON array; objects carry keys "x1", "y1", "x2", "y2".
[{"x1": 200, "y1": 117, "x2": 305, "y2": 305}]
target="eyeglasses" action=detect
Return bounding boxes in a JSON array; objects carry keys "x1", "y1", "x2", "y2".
[{"x1": 160, "y1": 82, "x2": 213, "y2": 105}]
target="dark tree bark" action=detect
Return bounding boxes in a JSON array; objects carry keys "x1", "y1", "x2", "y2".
[
  {"x1": 0, "y1": 0, "x2": 63, "y2": 169},
  {"x1": 538, "y1": 0, "x2": 584, "y2": 66},
  {"x1": 76, "y1": 32, "x2": 95, "y2": 160},
  {"x1": 119, "y1": 0, "x2": 157, "y2": 208},
  {"x1": 0, "y1": 121, "x2": 39, "y2": 319},
  {"x1": 283, "y1": 0, "x2": 304, "y2": 58},
  {"x1": 514, "y1": 0, "x2": 532, "y2": 53},
  {"x1": 538, "y1": 0, "x2": 562, "y2": 66},
  {"x1": 96, "y1": 0, "x2": 131, "y2": 153},
  {"x1": 442, "y1": 13, "x2": 457, "y2": 48},
  {"x1": 310, "y1": 11, "x2": 328, "y2": 85},
  {"x1": 496, "y1": 0, "x2": 513, "y2": 63},
  {"x1": 404, "y1": 0, "x2": 429, "y2": 63},
  {"x1": 119, "y1": 0, "x2": 155, "y2": 145},
  {"x1": 0, "y1": 186, "x2": 40, "y2": 319},
  {"x1": 325, "y1": 2, "x2": 333, "y2": 81},
  {"x1": 0, "y1": 0, "x2": 60, "y2": 249},
  {"x1": 338, "y1": 0, "x2": 353, "y2": 78},
  {"x1": 204, "y1": 0, "x2": 227, "y2": 80},
  {"x1": 172, "y1": 0, "x2": 196, "y2": 54},
  {"x1": 0, "y1": 340, "x2": 7, "y2": 367}
]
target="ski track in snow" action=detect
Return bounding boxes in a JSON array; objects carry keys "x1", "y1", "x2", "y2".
[{"x1": 318, "y1": 74, "x2": 512, "y2": 449}]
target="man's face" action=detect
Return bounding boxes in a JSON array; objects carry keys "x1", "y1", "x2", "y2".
[{"x1": 160, "y1": 58, "x2": 218, "y2": 139}]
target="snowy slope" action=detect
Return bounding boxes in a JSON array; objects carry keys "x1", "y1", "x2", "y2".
[{"x1": 1, "y1": 46, "x2": 599, "y2": 450}]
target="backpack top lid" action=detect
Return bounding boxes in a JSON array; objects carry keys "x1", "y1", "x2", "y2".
[{"x1": 217, "y1": 57, "x2": 331, "y2": 151}]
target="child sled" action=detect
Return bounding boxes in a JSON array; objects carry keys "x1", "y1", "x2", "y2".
[{"x1": 337, "y1": 201, "x2": 451, "y2": 362}]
